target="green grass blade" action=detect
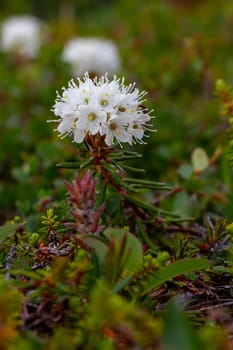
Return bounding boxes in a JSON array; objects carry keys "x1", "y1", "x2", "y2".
[{"x1": 144, "y1": 258, "x2": 212, "y2": 293}]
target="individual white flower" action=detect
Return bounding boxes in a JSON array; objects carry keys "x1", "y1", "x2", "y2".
[
  {"x1": 128, "y1": 108, "x2": 153, "y2": 143},
  {"x1": 62, "y1": 38, "x2": 121, "y2": 77},
  {"x1": 76, "y1": 104, "x2": 107, "y2": 135},
  {"x1": 0, "y1": 15, "x2": 45, "y2": 58},
  {"x1": 57, "y1": 113, "x2": 78, "y2": 137},
  {"x1": 51, "y1": 73, "x2": 154, "y2": 146},
  {"x1": 100, "y1": 114, "x2": 134, "y2": 146}
]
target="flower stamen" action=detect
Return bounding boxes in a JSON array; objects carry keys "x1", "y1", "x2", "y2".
[{"x1": 88, "y1": 113, "x2": 96, "y2": 121}]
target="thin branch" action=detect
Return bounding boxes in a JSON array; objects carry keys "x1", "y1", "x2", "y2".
[{"x1": 5, "y1": 245, "x2": 16, "y2": 280}]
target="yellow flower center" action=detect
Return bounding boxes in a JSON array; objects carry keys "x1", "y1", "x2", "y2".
[
  {"x1": 88, "y1": 113, "x2": 96, "y2": 121},
  {"x1": 101, "y1": 99, "x2": 108, "y2": 106},
  {"x1": 110, "y1": 122, "x2": 117, "y2": 130}
]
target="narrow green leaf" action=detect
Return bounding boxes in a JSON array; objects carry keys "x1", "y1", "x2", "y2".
[
  {"x1": 108, "y1": 150, "x2": 140, "y2": 158},
  {"x1": 124, "y1": 194, "x2": 159, "y2": 214},
  {"x1": 122, "y1": 150, "x2": 142, "y2": 156},
  {"x1": 110, "y1": 154, "x2": 142, "y2": 161},
  {"x1": 110, "y1": 156, "x2": 142, "y2": 161},
  {"x1": 144, "y1": 258, "x2": 212, "y2": 293},
  {"x1": 11, "y1": 269, "x2": 44, "y2": 280},
  {"x1": 137, "y1": 220, "x2": 158, "y2": 250},
  {"x1": 80, "y1": 158, "x2": 94, "y2": 169},
  {"x1": 56, "y1": 158, "x2": 93, "y2": 169},
  {"x1": 112, "y1": 275, "x2": 132, "y2": 293},
  {"x1": 131, "y1": 183, "x2": 172, "y2": 190},
  {"x1": 111, "y1": 173, "x2": 139, "y2": 192},
  {"x1": 116, "y1": 163, "x2": 145, "y2": 173},
  {"x1": 124, "y1": 195, "x2": 178, "y2": 219},
  {"x1": 56, "y1": 161, "x2": 82, "y2": 169},
  {"x1": 124, "y1": 178, "x2": 170, "y2": 187},
  {"x1": 101, "y1": 162, "x2": 139, "y2": 192}
]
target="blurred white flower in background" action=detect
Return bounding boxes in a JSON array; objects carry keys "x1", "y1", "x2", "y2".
[
  {"x1": 62, "y1": 38, "x2": 121, "y2": 77},
  {"x1": 0, "y1": 15, "x2": 45, "y2": 58},
  {"x1": 51, "y1": 73, "x2": 154, "y2": 146}
]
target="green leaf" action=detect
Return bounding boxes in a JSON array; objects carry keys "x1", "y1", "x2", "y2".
[
  {"x1": 110, "y1": 150, "x2": 142, "y2": 161},
  {"x1": 56, "y1": 158, "x2": 93, "y2": 169},
  {"x1": 101, "y1": 162, "x2": 139, "y2": 192},
  {"x1": 56, "y1": 161, "x2": 82, "y2": 169},
  {"x1": 178, "y1": 164, "x2": 193, "y2": 179},
  {"x1": 124, "y1": 194, "x2": 179, "y2": 219},
  {"x1": 144, "y1": 258, "x2": 212, "y2": 293},
  {"x1": 137, "y1": 220, "x2": 158, "y2": 250},
  {"x1": 124, "y1": 177, "x2": 172, "y2": 190},
  {"x1": 11, "y1": 269, "x2": 44, "y2": 280},
  {"x1": 84, "y1": 235, "x2": 108, "y2": 264},
  {"x1": 162, "y1": 297, "x2": 204, "y2": 350},
  {"x1": 104, "y1": 228, "x2": 143, "y2": 271},
  {"x1": 112, "y1": 275, "x2": 132, "y2": 293},
  {"x1": 116, "y1": 163, "x2": 145, "y2": 173},
  {"x1": 191, "y1": 148, "x2": 209, "y2": 172},
  {"x1": 124, "y1": 194, "x2": 159, "y2": 214}
]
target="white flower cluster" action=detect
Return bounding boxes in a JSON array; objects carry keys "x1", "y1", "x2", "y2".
[
  {"x1": 52, "y1": 73, "x2": 154, "y2": 146},
  {"x1": 0, "y1": 15, "x2": 44, "y2": 58},
  {"x1": 62, "y1": 38, "x2": 121, "y2": 77}
]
